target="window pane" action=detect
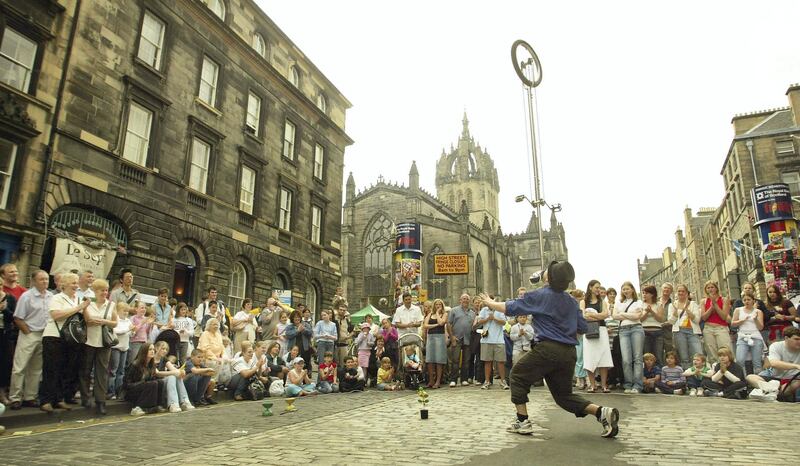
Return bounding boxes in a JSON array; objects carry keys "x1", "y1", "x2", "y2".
[
  {"x1": 314, "y1": 144, "x2": 324, "y2": 179},
  {"x1": 122, "y1": 103, "x2": 153, "y2": 166},
  {"x1": 282, "y1": 121, "x2": 295, "y2": 159},
  {"x1": 0, "y1": 28, "x2": 37, "y2": 91},
  {"x1": 229, "y1": 262, "x2": 246, "y2": 312},
  {"x1": 0, "y1": 138, "x2": 17, "y2": 209},
  {"x1": 138, "y1": 12, "x2": 165, "y2": 69},
  {"x1": 240, "y1": 166, "x2": 255, "y2": 214},
  {"x1": 289, "y1": 66, "x2": 299, "y2": 87},
  {"x1": 253, "y1": 34, "x2": 266, "y2": 57},
  {"x1": 199, "y1": 57, "x2": 218, "y2": 105},
  {"x1": 246, "y1": 93, "x2": 260, "y2": 136},
  {"x1": 209, "y1": 0, "x2": 226, "y2": 19},
  {"x1": 190, "y1": 138, "x2": 210, "y2": 193},
  {"x1": 279, "y1": 188, "x2": 292, "y2": 230},
  {"x1": 311, "y1": 206, "x2": 321, "y2": 244}
]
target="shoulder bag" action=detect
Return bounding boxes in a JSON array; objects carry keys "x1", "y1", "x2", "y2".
[
  {"x1": 102, "y1": 302, "x2": 119, "y2": 348},
  {"x1": 54, "y1": 296, "x2": 87, "y2": 345}
]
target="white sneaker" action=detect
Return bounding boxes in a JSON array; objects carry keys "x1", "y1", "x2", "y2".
[
  {"x1": 623, "y1": 389, "x2": 632, "y2": 394},
  {"x1": 449, "y1": 381, "x2": 456, "y2": 388},
  {"x1": 749, "y1": 388, "x2": 765, "y2": 400},
  {"x1": 180, "y1": 401, "x2": 195, "y2": 411},
  {"x1": 474, "y1": 380, "x2": 482, "y2": 386},
  {"x1": 673, "y1": 389, "x2": 683, "y2": 395},
  {"x1": 598, "y1": 406, "x2": 620, "y2": 438},
  {"x1": 507, "y1": 418, "x2": 535, "y2": 435},
  {"x1": 130, "y1": 407, "x2": 145, "y2": 416},
  {"x1": 500, "y1": 380, "x2": 510, "y2": 390},
  {"x1": 690, "y1": 388, "x2": 698, "y2": 397},
  {"x1": 630, "y1": 388, "x2": 640, "y2": 394},
  {"x1": 481, "y1": 382, "x2": 491, "y2": 390},
  {"x1": 461, "y1": 381, "x2": 470, "y2": 387},
  {"x1": 168, "y1": 404, "x2": 181, "y2": 413},
  {"x1": 764, "y1": 380, "x2": 780, "y2": 393}
]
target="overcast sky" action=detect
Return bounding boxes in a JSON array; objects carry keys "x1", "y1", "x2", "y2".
[{"x1": 260, "y1": 0, "x2": 800, "y2": 294}]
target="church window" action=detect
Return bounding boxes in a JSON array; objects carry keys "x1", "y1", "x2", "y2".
[
  {"x1": 426, "y1": 245, "x2": 447, "y2": 300},
  {"x1": 466, "y1": 189, "x2": 472, "y2": 210},
  {"x1": 475, "y1": 253, "x2": 484, "y2": 293},
  {"x1": 364, "y1": 214, "x2": 395, "y2": 297},
  {"x1": 448, "y1": 192, "x2": 455, "y2": 209}
]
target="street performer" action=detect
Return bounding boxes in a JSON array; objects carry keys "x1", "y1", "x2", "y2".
[{"x1": 479, "y1": 260, "x2": 620, "y2": 438}]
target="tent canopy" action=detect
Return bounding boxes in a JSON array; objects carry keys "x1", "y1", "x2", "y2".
[{"x1": 350, "y1": 304, "x2": 390, "y2": 325}]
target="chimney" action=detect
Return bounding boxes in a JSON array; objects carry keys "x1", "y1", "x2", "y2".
[{"x1": 786, "y1": 83, "x2": 800, "y2": 126}]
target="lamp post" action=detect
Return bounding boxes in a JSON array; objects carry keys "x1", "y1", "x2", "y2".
[
  {"x1": 512, "y1": 40, "x2": 549, "y2": 272},
  {"x1": 515, "y1": 194, "x2": 561, "y2": 271}
]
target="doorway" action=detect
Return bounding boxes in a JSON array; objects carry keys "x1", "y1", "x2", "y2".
[{"x1": 173, "y1": 246, "x2": 198, "y2": 307}]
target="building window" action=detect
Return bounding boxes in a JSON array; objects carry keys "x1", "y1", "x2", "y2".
[
  {"x1": 311, "y1": 205, "x2": 322, "y2": 245},
  {"x1": 776, "y1": 139, "x2": 796, "y2": 156},
  {"x1": 313, "y1": 143, "x2": 324, "y2": 180},
  {"x1": 0, "y1": 27, "x2": 37, "y2": 92},
  {"x1": 316, "y1": 93, "x2": 327, "y2": 113},
  {"x1": 206, "y1": 0, "x2": 226, "y2": 20},
  {"x1": 0, "y1": 138, "x2": 17, "y2": 210},
  {"x1": 198, "y1": 56, "x2": 219, "y2": 106},
  {"x1": 245, "y1": 92, "x2": 261, "y2": 136},
  {"x1": 426, "y1": 245, "x2": 447, "y2": 300},
  {"x1": 189, "y1": 137, "x2": 211, "y2": 193},
  {"x1": 137, "y1": 11, "x2": 165, "y2": 70},
  {"x1": 782, "y1": 172, "x2": 800, "y2": 196},
  {"x1": 122, "y1": 102, "x2": 153, "y2": 166},
  {"x1": 279, "y1": 187, "x2": 292, "y2": 230},
  {"x1": 306, "y1": 282, "x2": 319, "y2": 320},
  {"x1": 252, "y1": 33, "x2": 266, "y2": 57},
  {"x1": 364, "y1": 214, "x2": 394, "y2": 297},
  {"x1": 228, "y1": 262, "x2": 247, "y2": 311},
  {"x1": 239, "y1": 165, "x2": 256, "y2": 214},
  {"x1": 289, "y1": 65, "x2": 299, "y2": 87},
  {"x1": 282, "y1": 120, "x2": 296, "y2": 160},
  {"x1": 475, "y1": 253, "x2": 483, "y2": 293}
]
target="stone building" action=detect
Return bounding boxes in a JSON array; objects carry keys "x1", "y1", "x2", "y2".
[
  {"x1": 2, "y1": 0, "x2": 352, "y2": 315},
  {"x1": 639, "y1": 84, "x2": 800, "y2": 298},
  {"x1": 341, "y1": 115, "x2": 569, "y2": 310}
]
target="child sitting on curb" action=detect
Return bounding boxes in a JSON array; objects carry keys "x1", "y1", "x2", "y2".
[
  {"x1": 642, "y1": 353, "x2": 661, "y2": 393},
  {"x1": 682, "y1": 353, "x2": 711, "y2": 396},
  {"x1": 317, "y1": 352, "x2": 339, "y2": 394},
  {"x1": 377, "y1": 357, "x2": 399, "y2": 391},
  {"x1": 339, "y1": 356, "x2": 366, "y2": 392},
  {"x1": 656, "y1": 351, "x2": 686, "y2": 395}
]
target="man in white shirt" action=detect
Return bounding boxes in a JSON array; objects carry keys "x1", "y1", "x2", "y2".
[
  {"x1": 75, "y1": 271, "x2": 95, "y2": 302},
  {"x1": 195, "y1": 287, "x2": 229, "y2": 331},
  {"x1": 392, "y1": 293, "x2": 423, "y2": 338},
  {"x1": 746, "y1": 326, "x2": 800, "y2": 400}
]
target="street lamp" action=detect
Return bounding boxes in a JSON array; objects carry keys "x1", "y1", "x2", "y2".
[{"x1": 515, "y1": 194, "x2": 561, "y2": 271}]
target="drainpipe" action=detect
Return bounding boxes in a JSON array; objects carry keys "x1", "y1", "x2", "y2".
[{"x1": 745, "y1": 139, "x2": 759, "y2": 185}]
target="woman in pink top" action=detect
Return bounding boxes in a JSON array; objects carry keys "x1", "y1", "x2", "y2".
[
  {"x1": 128, "y1": 302, "x2": 153, "y2": 367},
  {"x1": 380, "y1": 318, "x2": 399, "y2": 367},
  {"x1": 700, "y1": 281, "x2": 731, "y2": 365}
]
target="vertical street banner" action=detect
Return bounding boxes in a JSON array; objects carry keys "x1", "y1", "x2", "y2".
[
  {"x1": 394, "y1": 222, "x2": 422, "y2": 303},
  {"x1": 751, "y1": 183, "x2": 800, "y2": 296},
  {"x1": 50, "y1": 238, "x2": 117, "y2": 278}
]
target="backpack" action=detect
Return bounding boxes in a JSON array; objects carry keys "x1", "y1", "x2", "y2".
[
  {"x1": 248, "y1": 376, "x2": 266, "y2": 400},
  {"x1": 268, "y1": 379, "x2": 285, "y2": 397}
]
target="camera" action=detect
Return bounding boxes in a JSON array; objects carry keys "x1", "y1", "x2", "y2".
[{"x1": 529, "y1": 271, "x2": 543, "y2": 284}]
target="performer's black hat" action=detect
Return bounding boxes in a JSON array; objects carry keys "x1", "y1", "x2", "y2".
[{"x1": 547, "y1": 261, "x2": 574, "y2": 292}]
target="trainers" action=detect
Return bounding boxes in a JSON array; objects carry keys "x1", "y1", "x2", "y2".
[
  {"x1": 623, "y1": 389, "x2": 632, "y2": 394},
  {"x1": 673, "y1": 389, "x2": 683, "y2": 395},
  {"x1": 180, "y1": 401, "x2": 195, "y2": 411},
  {"x1": 630, "y1": 388, "x2": 640, "y2": 394},
  {"x1": 481, "y1": 382, "x2": 491, "y2": 390},
  {"x1": 500, "y1": 380, "x2": 510, "y2": 390},
  {"x1": 654, "y1": 388, "x2": 662, "y2": 394},
  {"x1": 461, "y1": 381, "x2": 470, "y2": 387},
  {"x1": 130, "y1": 407, "x2": 145, "y2": 416},
  {"x1": 598, "y1": 406, "x2": 619, "y2": 438},
  {"x1": 449, "y1": 381, "x2": 456, "y2": 388},
  {"x1": 168, "y1": 404, "x2": 181, "y2": 413},
  {"x1": 507, "y1": 418, "x2": 535, "y2": 435},
  {"x1": 474, "y1": 380, "x2": 481, "y2": 386},
  {"x1": 748, "y1": 388, "x2": 764, "y2": 400}
]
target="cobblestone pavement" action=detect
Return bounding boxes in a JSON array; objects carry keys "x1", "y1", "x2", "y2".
[{"x1": 0, "y1": 386, "x2": 797, "y2": 465}]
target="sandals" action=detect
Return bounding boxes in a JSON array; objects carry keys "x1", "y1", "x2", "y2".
[
  {"x1": 586, "y1": 387, "x2": 596, "y2": 393},
  {"x1": 602, "y1": 387, "x2": 611, "y2": 393}
]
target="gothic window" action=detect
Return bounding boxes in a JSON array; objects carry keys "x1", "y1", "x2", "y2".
[
  {"x1": 364, "y1": 214, "x2": 394, "y2": 297},
  {"x1": 457, "y1": 190, "x2": 463, "y2": 208},
  {"x1": 475, "y1": 253, "x2": 484, "y2": 293},
  {"x1": 228, "y1": 262, "x2": 247, "y2": 311},
  {"x1": 468, "y1": 151, "x2": 477, "y2": 174},
  {"x1": 426, "y1": 245, "x2": 447, "y2": 300},
  {"x1": 448, "y1": 192, "x2": 455, "y2": 209},
  {"x1": 466, "y1": 189, "x2": 472, "y2": 210}
]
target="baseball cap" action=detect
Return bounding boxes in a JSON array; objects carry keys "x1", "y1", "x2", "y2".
[{"x1": 290, "y1": 357, "x2": 305, "y2": 366}]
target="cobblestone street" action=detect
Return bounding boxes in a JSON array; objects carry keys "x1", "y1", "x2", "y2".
[{"x1": 0, "y1": 386, "x2": 796, "y2": 465}]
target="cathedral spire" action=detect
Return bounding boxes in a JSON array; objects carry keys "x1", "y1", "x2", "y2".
[
  {"x1": 409, "y1": 160, "x2": 419, "y2": 191},
  {"x1": 461, "y1": 111, "x2": 470, "y2": 139},
  {"x1": 346, "y1": 172, "x2": 355, "y2": 203}
]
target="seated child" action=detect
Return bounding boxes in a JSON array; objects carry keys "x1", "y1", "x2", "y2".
[
  {"x1": 183, "y1": 348, "x2": 215, "y2": 406},
  {"x1": 701, "y1": 347, "x2": 747, "y2": 399},
  {"x1": 377, "y1": 357, "x2": 399, "y2": 391},
  {"x1": 403, "y1": 344, "x2": 422, "y2": 390},
  {"x1": 285, "y1": 357, "x2": 318, "y2": 397},
  {"x1": 339, "y1": 356, "x2": 366, "y2": 392},
  {"x1": 317, "y1": 351, "x2": 339, "y2": 394},
  {"x1": 682, "y1": 353, "x2": 711, "y2": 397},
  {"x1": 656, "y1": 351, "x2": 686, "y2": 395},
  {"x1": 642, "y1": 353, "x2": 661, "y2": 393}
]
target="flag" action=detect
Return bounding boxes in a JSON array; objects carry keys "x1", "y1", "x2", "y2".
[{"x1": 732, "y1": 239, "x2": 742, "y2": 257}]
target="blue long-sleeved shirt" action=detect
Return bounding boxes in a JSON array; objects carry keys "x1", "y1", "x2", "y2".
[{"x1": 505, "y1": 286, "x2": 586, "y2": 346}]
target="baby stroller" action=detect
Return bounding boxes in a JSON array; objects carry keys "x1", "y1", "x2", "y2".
[
  {"x1": 397, "y1": 333, "x2": 423, "y2": 390},
  {"x1": 155, "y1": 329, "x2": 181, "y2": 362}
]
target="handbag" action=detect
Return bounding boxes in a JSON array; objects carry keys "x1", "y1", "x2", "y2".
[
  {"x1": 54, "y1": 297, "x2": 87, "y2": 345},
  {"x1": 584, "y1": 321, "x2": 600, "y2": 339},
  {"x1": 102, "y1": 302, "x2": 119, "y2": 348},
  {"x1": 248, "y1": 376, "x2": 266, "y2": 400}
]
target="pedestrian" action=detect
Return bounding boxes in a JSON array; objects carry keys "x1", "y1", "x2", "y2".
[
  {"x1": 153, "y1": 341, "x2": 194, "y2": 411},
  {"x1": 379, "y1": 318, "x2": 398, "y2": 368},
  {"x1": 285, "y1": 310, "x2": 313, "y2": 371},
  {"x1": 354, "y1": 322, "x2": 375, "y2": 384},
  {"x1": 731, "y1": 282, "x2": 769, "y2": 350},
  {"x1": 286, "y1": 357, "x2": 317, "y2": 397},
  {"x1": 153, "y1": 288, "x2": 173, "y2": 333},
  {"x1": 265, "y1": 341, "x2": 289, "y2": 379},
  {"x1": 172, "y1": 303, "x2": 194, "y2": 364},
  {"x1": 123, "y1": 343, "x2": 163, "y2": 416},
  {"x1": 477, "y1": 295, "x2": 508, "y2": 390},
  {"x1": 446, "y1": 293, "x2": 475, "y2": 387},
  {"x1": 640, "y1": 285, "x2": 665, "y2": 366},
  {"x1": 570, "y1": 290, "x2": 588, "y2": 390},
  {"x1": 641, "y1": 353, "x2": 660, "y2": 393},
  {"x1": 257, "y1": 296, "x2": 281, "y2": 345},
  {"x1": 701, "y1": 347, "x2": 747, "y2": 399},
  {"x1": 392, "y1": 292, "x2": 423, "y2": 339},
  {"x1": 128, "y1": 301, "x2": 152, "y2": 366},
  {"x1": 655, "y1": 351, "x2": 686, "y2": 395},
  {"x1": 316, "y1": 351, "x2": 338, "y2": 393},
  {"x1": 333, "y1": 304, "x2": 353, "y2": 365},
  {"x1": 700, "y1": 281, "x2": 731, "y2": 365},
  {"x1": 681, "y1": 353, "x2": 711, "y2": 396},
  {"x1": 108, "y1": 302, "x2": 131, "y2": 399},
  {"x1": 313, "y1": 310, "x2": 338, "y2": 367},
  {"x1": 658, "y1": 283, "x2": 674, "y2": 364},
  {"x1": 667, "y1": 284, "x2": 703, "y2": 370},
  {"x1": 8, "y1": 270, "x2": 51, "y2": 409},
  {"x1": 194, "y1": 287, "x2": 230, "y2": 334},
  {"x1": 0, "y1": 263, "x2": 24, "y2": 407},
  {"x1": 478, "y1": 261, "x2": 620, "y2": 439},
  {"x1": 109, "y1": 269, "x2": 139, "y2": 306},
  {"x1": 231, "y1": 299, "x2": 257, "y2": 352},
  {"x1": 765, "y1": 285, "x2": 798, "y2": 344},
  {"x1": 730, "y1": 291, "x2": 765, "y2": 375},
  {"x1": 509, "y1": 315, "x2": 534, "y2": 367},
  {"x1": 423, "y1": 298, "x2": 448, "y2": 389},
  {"x1": 580, "y1": 280, "x2": 613, "y2": 393},
  {"x1": 605, "y1": 287, "x2": 624, "y2": 389},
  {"x1": 200, "y1": 301, "x2": 228, "y2": 336},
  {"x1": 613, "y1": 282, "x2": 644, "y2": 394},
  {"x1": 79, "y1": 279, "x2": 117, "y2": 415}
]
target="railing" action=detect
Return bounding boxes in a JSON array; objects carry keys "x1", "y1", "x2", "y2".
[
  {"x1": 187, "y1": 191, "x2": 207, "y2": 209},
  {"x1": 238, "y1": 211, "x2": 255, "y2": 229},
  {"x1": 119, "y1": 162, "x2": 147, "y2": 185}
]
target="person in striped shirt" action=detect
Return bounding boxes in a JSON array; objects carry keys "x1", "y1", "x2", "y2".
[{"x1": 656, "y1": 351, "x2": 687, "y2": 395}]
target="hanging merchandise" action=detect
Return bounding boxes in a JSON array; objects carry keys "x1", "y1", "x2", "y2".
[{"x1": 752, "y1": 184, "x2": 800, "y2": 298}]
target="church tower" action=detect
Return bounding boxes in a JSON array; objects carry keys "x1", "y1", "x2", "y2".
[{"x1": 435, "y1": 113, "x2": 501, "y2": 228}]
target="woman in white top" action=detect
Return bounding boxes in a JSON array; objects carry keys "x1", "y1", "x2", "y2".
[
  {"x1": 667, "y1": 284, "x2": 703, "y2": 369},
  {"x1": 41, "y1": 273, "x2": 91, "y2": 412},
  {"x1": 640, "y1": 285, "x2": 666, "y2": 366},
  {"x1": 231, "y1": 298, "x2": 257, "y2": 352},
  {"x1": 78, "y1": 279, "x2": 118, "y2": 415},
  {"x1": 612, "y1": 281, "x2": 644, "y2": 394},
  {"x1": 581, "y1": 280, "x2": 614, "y2": 393},
  {"x1": 730, "y1": 291, "x2": 765, "y2": 375}
]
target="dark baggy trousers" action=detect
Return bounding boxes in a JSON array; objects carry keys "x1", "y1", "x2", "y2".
[{"x1": 509, "y1": 340, "x2": 592, "y2": 417}]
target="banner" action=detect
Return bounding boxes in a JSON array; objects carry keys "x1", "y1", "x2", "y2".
[
  {"x1": 273, "y1": 289, "x2": 292, "y2": 306},
  {"x1": 394, "y1": 222, "x2": 422, "y2": 254},
  {"x1": 433, "y1": 254, "x2": 469, "y2": 275},
  {"x1": 51, "y1": 238, "x2": 116, "y2": 278},
  {"x1": 751, "y1": 183, "x2": 794, "y2": 226}
]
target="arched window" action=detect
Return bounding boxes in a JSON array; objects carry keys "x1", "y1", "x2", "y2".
[
  {"x1": 448, "y1": 192, "x2": 455, "y2": 209},
  {"x1": 316, "y1": 93, "x2": 327, "y2": 113},
  {"x1": 229, "y1": 262, "x2": 247, "y2": 311},
  {"x1": 426, "y1": 245, "x2": 447, "y2": 300},
  {"x1": 207, "y1": 0, "x2": 226, "y2": 20},
  {"x1": 275, "y1": 271, "x2": 290, "y2": 290},
  {"x1": 252, "y1": 33, "x2": 266, "y2": 58},
  {"x1": 306, "y1": 281, "x2": 320, "y2": 320},
  {"x1": 475, "y1": 253, "x2": 484, "y2": 293},
  {"x1": 289, "y1": 65, "x2": 300, "y2": 87},
  {"x1": 364, "y1": 214, "x2": 394, "y2": 298},
  {"x1": 466, "y1": 189, "x2": 473, "y2": 210}
]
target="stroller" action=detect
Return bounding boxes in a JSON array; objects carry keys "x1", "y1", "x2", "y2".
[
  {"x1": 154, "y1": 329, "x2": 181, "y2": 363},
  {"x1": 397, "y1": 333, "x2": 423, "y2": 390}
]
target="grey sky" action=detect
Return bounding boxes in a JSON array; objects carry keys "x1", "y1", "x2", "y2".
[{"x1": 261, "y1": 0, "x2": 800, "y2": 294}]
